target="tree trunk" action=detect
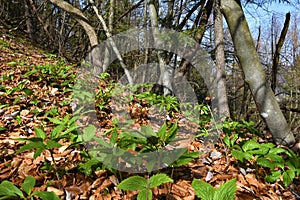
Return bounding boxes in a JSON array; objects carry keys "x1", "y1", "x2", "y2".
[
  {"x1": 214, "y1": 0, "x2": 230, "y2": 121},
  {"x1": 271, "y1": 12, "x2": 290, "y2": 93},
  {"x1": 89, "y1": 0, "x2": 133, "y2": 86},
  {"x1": 147, "y1": 0, "x2": 173, "y2": 96},
  {"x1": 49, "y1": 0, "x2": 98, "y2": 47},
  {"x1": 24, "y1": 0, "x2": 34, "y2": 41},
  {"x1": 221, "y1": 0, "x2": 295, "y2": 146}
]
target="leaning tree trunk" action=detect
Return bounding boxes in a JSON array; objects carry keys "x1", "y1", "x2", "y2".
[
  {"x1": 221, "y1": 0, "x2": 295, "y2": 146},
  {"x1": 49, "y1": 0, "x2": 98, "y2": 47}
]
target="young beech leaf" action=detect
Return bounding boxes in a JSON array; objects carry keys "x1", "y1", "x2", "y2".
[
  {"x1": 265, "y1": 171, "x2": 281, "y2": 183},
  {"x1": 214, "y1": 178, "x2": 237, "y2": 200},
  {"x1": 192, "y1": 179, "x2": 215, "y2": 200},
  {"x1": 118, "y1": 176, "x2": 147, "y2": 191},
  {"x1": 83, "y1": 125, "x2": 96, "y2": 142},
  {"x1": 34, "y1": 127, "x2": 46, "y2": 140},
  {"x1": 283, "y1": 169, "x2": 295, "y2": 187},
  {"x1": 46, "y1": 140, "x2": 62, "y2": 149},
  {"x1": 149, "y1": 174, "x2": 173, "y2": 188},
  {"x1": 32, "y1": 191, "x2": 60, "y2": 200},
  {"x1": 138, "y1": 189, "x2": 152, "y2": 200},
  {"x1": 21, "y1": 176, "x2": 36, "y2": 195},
  {"x1": 0, "y1": 180, "x2": 24, "y2": 198}
]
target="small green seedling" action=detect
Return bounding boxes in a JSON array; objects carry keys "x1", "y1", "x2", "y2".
[
  {"x1": 192, "y1": 178, "x2": 237, "y2": 200},
  {"x1": 0, "y1": 176, "x2": 60, "y2": 200},
  {"x1": 118, "y1": 174, "x2": 173, "y2": 200}
]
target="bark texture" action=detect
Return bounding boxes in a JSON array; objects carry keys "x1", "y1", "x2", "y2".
[
  {"x1": 221, "y1": 0, "x2": 295, "y2": 146},
  {"x1": 214, "y1": 0, "x2": 230, "y2": 121}
]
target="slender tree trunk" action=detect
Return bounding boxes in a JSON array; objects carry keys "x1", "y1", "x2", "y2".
[
  {"x1": 271, "y1": 12, "x2": 290, "y2": 93},
  {"x1": 147, "y1": 0, "x2": 173, "y2": 96},
  {"x1": 28, "y1": 0, "x2": 54, "y2": 45},
  {"x1": 214, "y1": 0, "x2": 230, "y2": 121},
  {"x1": 221, "y1": 0, "x2": 295, "y2": 146},
  {"x1": 24, "y1": 0, "x2": 34, "y2": 41},
  {"x1": 176, "y1": 0, "x2": 213, "y2": 78},
  {"x1": 89, "y1": 0, "x2": 133, "y2": 86},
  {"x1": 102, "y1": 0, "x2": 115, "y2": 72}
]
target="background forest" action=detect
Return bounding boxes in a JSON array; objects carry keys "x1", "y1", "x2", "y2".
[
  {"x1": 1, "y1": 0, "x2": 300, "y2": 199},
  {"x1": 2, "y1": 0, "x2": 300, "y2": 132}
]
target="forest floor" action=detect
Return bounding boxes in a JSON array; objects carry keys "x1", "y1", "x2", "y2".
[{"x1": 0, "y1": 26, "x2": 300, "y2": 200}]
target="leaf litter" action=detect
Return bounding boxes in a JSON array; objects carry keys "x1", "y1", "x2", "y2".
[{"x1": 0, "y1": 27, "x2": 300, "y2": 199}]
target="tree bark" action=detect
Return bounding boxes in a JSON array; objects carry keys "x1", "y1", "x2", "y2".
[
  {"x1": 271, "y1": 12, "x2": 290, "y2": 93},
  {"x1": 221, "y1": 0, "x2": 295, "y2": 146},
  {"x1": 89, "y1": 0, "x2": 133, "y2": 86},
  {"x1": 147, "y1": 0, "x2": 173, "y2": 96},
  {"x1": 214, "y1": 0, "x2": 230, "y2": 121}
]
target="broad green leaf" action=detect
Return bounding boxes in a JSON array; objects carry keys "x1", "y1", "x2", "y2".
[
  {"x1": 23, "y1": 88, "x2": 34, "y2": 96},
  {"x1": 165, "y1": 123, "x2": 178, "y2": 143},
  {"x1": 192, "y1": 179, "x2": 215, "y2": 200},
  {"x1": 157, "y1": 123, "x2": 167, "y2": 140},
  {"x1": 265, "y1": 171, "x2": 281, "y2": 183},
  {"x1": 223, "y1": 136, "x2": 230, "y2": 147},
  {"x1": 46, "y1": 140, "x2": 62, "y2": 149},
  {"x1": 265, "y1": 153, "x2": 284, "y2": 164},
  {"x1": 34, "y1": 128, "x2": 46, "y2": 140},
  {"x1": 141, "y1": 125, "x2": 156, "y2": 137},
  {"x1": 247, "y1": 146, "x2": 269, "y2": 155},
  {"x1": 21, "y1": 176, "x2": 35, "y2": 195},
  {"x1": 50, "y1": 124, "x2": 64, "y2": 139},
  {"x1": 149, "y1": 174, "x2": 173, "y2": 188},
  {"x1": 232, "y1": 150, "x2": 252, "y2": 162},
  {"x1": 83, "y1": 125, "x2": 96, "y2": 142},
  {"x1": 256, "y1": 157, "x2": 275, "y2": 170},
  {"x1": 48, "y1": 117, "x2": 63, "y2": 125},
  {"x1": 242, "y1": 140, "x2": 260, "y2": 152},
  {"x1": 33, "y1": 146, "x2": 46, "y2": 159},
  {"x1": 16, "y1": 141, "x2": 45, "y2": 154},
  {"x1": 268, "y1": 147, "x2": 286, "y2": 155},
  {"x1": 32, "y1": 191, "x2": 60, "y2": 200},
  {"x1": 118, "y1": 176, "x2": 147, "y2": 191},
  {"x1": 283, "y1": 169, "x2": 295, "y2": 187},
  {"x1": 231, "y1": 134, "x2": 239, "y2": 147},
  {"x1": 0, "y1": 181, "x2": 24, "y2": 198},
  {"x1": 215, "y1": 178, "x2": 237, "y2": 200},
  {"x1": 110, "y1": 129, "x2": 118, "y2": 144},
  {"x1": 171, "y1": 151, "x2": 200, "y2": 167},
  {"x1": 137, "y1": 189, "x2": 152, "y2": 200},
  {"x1": 78, "y1": 158, "x2": 101, "y2": 176}
]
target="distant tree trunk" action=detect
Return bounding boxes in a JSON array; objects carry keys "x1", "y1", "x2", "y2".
[
  {"x1": 221, "y1": 0, "x2": 295, "y2": 146},
  {"x1": 147, "y1": 0, "x2": 173, "y2": 96},
  {"x1": 271, "y1": 12, "x2": 290, "y2": 93},
  {"x1": 28, "y1": 0, "x2": 54, "y2": 45},
  {"x1": 175, "y1": 0, "x2": 213, "y2": 78},
  {"x1": 49, "y1": 0, "x2": 98, "y2": 47},
  {"x1": 213, "y1": 0, "x2": 230, "y2": 121},
  {"x1": 89, "y1": 0, "x2": 133, "y2": 86},
  {"x1": 102, "y1": 0, "x2": 115, "y2": 72},
  {"x1": 24, "y1": 0, "x2": 34, "y2": 41}
]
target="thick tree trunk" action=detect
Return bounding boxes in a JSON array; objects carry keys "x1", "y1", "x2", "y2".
[
  {"x1": 214, "y1": 0, "x2": 230, "y2": 121},
  {"x1": 221, "y1": 0, "x2": 295, "y2": 146}
]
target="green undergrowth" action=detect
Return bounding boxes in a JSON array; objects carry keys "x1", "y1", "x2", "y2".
[{"x1": 2, "y1": 67, "x2": 299, "y2": 198}]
